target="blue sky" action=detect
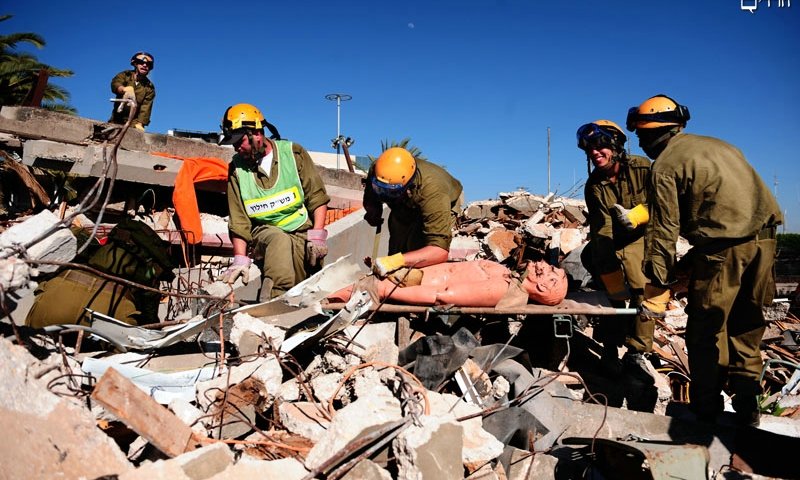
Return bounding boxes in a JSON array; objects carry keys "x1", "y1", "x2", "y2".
[{"x1": 6, "y1": 0, "x2": 800, "y2": 231}]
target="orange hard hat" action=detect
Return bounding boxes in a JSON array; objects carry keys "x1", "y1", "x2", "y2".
[
  {"x1": 626, "y1": 94, "x2": 690, "y2": 131},
  {"x1": 374, "y1": 147, "x2": 417, "y2": 187}
]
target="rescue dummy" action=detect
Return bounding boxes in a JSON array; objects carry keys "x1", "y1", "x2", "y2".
[{"x1": 329, "y1": 259, "x2": 568, "y2": 307}]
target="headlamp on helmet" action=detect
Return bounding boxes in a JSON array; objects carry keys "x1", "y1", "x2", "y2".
[
  {"x1": 626, "y1": 94, "x2": 690, "y2": 132},
  {"x1": 576, "y1": 120, "x2": 626, "y2": 152}
]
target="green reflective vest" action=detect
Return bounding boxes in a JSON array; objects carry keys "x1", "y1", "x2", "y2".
[{"x1": 234, "y1": 140, "x2": 308, "y2": 232}]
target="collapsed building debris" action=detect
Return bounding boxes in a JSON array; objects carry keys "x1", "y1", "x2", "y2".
[{"x1": 2, "y1": 108, "x2": 800, "y2": 479}]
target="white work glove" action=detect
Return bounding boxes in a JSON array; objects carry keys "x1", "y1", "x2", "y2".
[
  {"x1": 306, "y1": 229, "x2": 328, "y2": 267},
  {"x1": 221, "y1": 255, "x2": 252, "y2": 284}
]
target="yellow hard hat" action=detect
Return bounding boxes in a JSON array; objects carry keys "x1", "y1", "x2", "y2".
[
  {"x1": 220, "y1": 103, "x2": 267, "y2": 144},
  {"x1": 626, "y1": 94, "x2": 690, "y2": 131}
]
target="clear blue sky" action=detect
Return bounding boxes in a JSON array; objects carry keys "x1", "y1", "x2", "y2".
[{"x1": 6, "y1": 0, "x2": 800, "y2": 231}]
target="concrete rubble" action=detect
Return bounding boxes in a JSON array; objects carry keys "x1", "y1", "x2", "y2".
[{"x1": 2, "y1": 107, "x2": 800, "y2": 479}]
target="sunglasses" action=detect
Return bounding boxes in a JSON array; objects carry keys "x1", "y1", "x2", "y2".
[{"x1": 134, "y1": 58, "x2": 153, "y2": 67}]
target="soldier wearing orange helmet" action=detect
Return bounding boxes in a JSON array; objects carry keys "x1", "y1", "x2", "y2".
[
  {"x1": 220, "y1": 103, "x2": 330, "y2": 300},
  {"x1": 577, "y1": 119, "x2": 655, "y2": 410},
  {"x1": 627, "y1": 94, "x2": 782, "y2": 426},
  {"x1": 363, "y1": 145, "x2": 463, "y2": 277}
]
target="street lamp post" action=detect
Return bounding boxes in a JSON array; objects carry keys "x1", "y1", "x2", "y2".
[{"x1": 325, "y1": 93, "x2": 352, "y2": 170}]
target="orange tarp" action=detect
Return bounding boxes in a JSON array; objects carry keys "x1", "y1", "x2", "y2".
[{"x1": 154, "y1": 152, "x2": 229, "y2": 245}]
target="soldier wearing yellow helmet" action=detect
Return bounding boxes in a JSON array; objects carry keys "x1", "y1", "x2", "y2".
[
  {"x1": 577, "y1": 119, "x2": 655, "y2": 411},
  {"x1": 364, "y1": 144, "x2": 463, "y2": 278},
  {"x1": 628, "y1": 94, "x2": 782, "y2": 426},
  {"x1": 219, "y1": 103, "x2": 330, "y2": 300}
]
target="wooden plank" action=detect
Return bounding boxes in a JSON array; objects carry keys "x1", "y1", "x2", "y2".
[{"x1": 91, "y1": 367, "x2": 200, "y2": 457}]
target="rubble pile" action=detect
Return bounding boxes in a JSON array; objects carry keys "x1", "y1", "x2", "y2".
[{"x1": 1, "y1": 191, "x2": 800, "y2": 479}]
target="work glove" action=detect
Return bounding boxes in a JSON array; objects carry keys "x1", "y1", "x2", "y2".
[
  {"x1": 133, "y1": 122, "x2": 144, "y2": 131},
  {"x1": 600, "y1": 269, "x2": 632, "y2": 301},
  {"x1": 639, "y1": 284, "x2": 671, "y2": 319},
  {"x1": 373, "y1": 252, "x2": 405, "y2": 278},
  {"x1": 221, "y1": 255, "x2": 252, "y2": 284},
  {"x1": 613, "y1": 203, "x2": 649, "y2": 231},
  {"x1": 306, "y1": 228, "x2": 328, "y2": 267},
  {"x1": 387, "y1": 267, "x2": 424, "y2": 287},
  {"x1": 122, "y1": 86, "x2": 136, "y2": 101}
]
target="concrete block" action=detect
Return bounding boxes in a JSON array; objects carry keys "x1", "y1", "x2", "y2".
[
  {"x1": 0, "y1": 337, "x2": 132, "y2": 479},
  {"x1": 196, "y1": 356, "x2": 282, "y2": 411},
  {"x1": 173, "y1": 442, "x2": 235, "y2": 480},
  {"x1": 0, "y1": 106, "x2": 95, "y2": 144},
  {"x1": 326, "y1": 204, "x2": 389, "y2": 265},
  {"x1": 341, "y1": 459, "x2": 393, "y2": 479},
  {"x1": 559, "y1": 228, "x2": 584, "y2": 255},
  {"x1": 0, "y1": 209, "x2": 76, "y2": 274},
  {"x1": 230, "y1": 312, "x2": 286, "y2": 356},
  {"x1": 505, "y1": 194, "x2": 542, "y2": 215},
  {"x1": 449, "y1": 235, "x2": 482, "y2": 261},
  {"x1": 394, "y1": 417, "x2": 464, "y2": 480},
  {"x1": 485, "y1": 227, "x2": 518, "y2": 262},
  {"x1": 278, "y1": 401, "x2": 331, "y2": 442},
  {"x1": 209, "y1": 457, "x2": 308, "y2": 479},
  {"x1": 426, "y1": 391, "x2": 505, "y2": 466},
  {"x1": 305, "y1": 394, "x2": 403, "y2": 470},
  {"x1": 312, "y1": 372, "x2": 346, "y2": 402}
]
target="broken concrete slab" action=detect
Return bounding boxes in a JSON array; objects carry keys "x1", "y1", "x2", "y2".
[
  {"x1": 0, "y1": 209, "x2": 76, "y2": 274},
  {"x1": 229, "y1": 312, "x2": 286, "y2": 356},
  {"x1": 208, "y1": 457, "x2": 309, "y2": 479},
  {"x1": 0, "y1": 337, "x2": 132, "y2": 479},
  {"x1": 279, "y1": 401, "x2": 332, "y2": 443},
  {"x1": 394, "y1": 416, "x2": 464, "y2": 480},
  {"x1": 305, "y1": 394, "x2": 403, "y2": 470},
  {"x1": 341, "y1": 459, "x2": 393, "y2": 479},
  {"x1": 195, "y1": 355, "x2": 282, "y2": 412}
]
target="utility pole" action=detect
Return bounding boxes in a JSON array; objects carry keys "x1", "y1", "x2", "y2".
[
  {"x1": 325, "y1": 93, "x2": 352, "y2": 170},
  {"x1": 547, "y1": 127, "x2": 551, "y2": 194}
]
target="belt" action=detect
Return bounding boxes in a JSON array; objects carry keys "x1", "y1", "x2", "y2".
[
  {"x1": 758, "y1": 225, "x2": 777, "y2": 240},
  {"x1": 61, "y1": 269, "x2": 126, "y2": 295}
]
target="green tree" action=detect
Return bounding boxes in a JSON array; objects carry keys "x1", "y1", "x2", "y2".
[{"x1": 0, "y1": 14, "x2": 76, "y2": 114}]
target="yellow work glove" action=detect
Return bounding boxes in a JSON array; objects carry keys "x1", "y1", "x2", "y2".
[
  {"x1": 132, "y1": 122, "x2": 145, "y2": 131},
  {"x1": 613, "y1": 203, "x2": 649, "y2": 231},
  {"x1": 640, "y1": 284, "x2": 670, "y2": 319},
  {"x1": 373, "y1": 252, "x2": 405, "y2": 277},
  {"x1": 600, "y1": 269, "x2": 631, "y2": 301},
  {"x1": 387, "y1": 267, "x2": 424, "y2": 287}
]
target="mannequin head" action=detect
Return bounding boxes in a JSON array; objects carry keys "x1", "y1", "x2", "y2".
[{"x1": 522, "y1": 260, "x2": 568, "y2": 306}]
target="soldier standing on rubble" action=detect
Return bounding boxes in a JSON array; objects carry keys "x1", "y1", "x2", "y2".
[
  {"x1": 219, "y1": 103, "x2": 330, "y2": 300},
  {"x1": 363, "y1": 145, "x2": 463, "y2": 279},
  {"x1": 109, "y1": 51, "x2": 156, "y2": 131},
  {"x1": 577, "y1": 120, "x2": 656, "y2": 411},
  {"x1": 627, "y1": 94, "x2": 782, "y2": 426}
]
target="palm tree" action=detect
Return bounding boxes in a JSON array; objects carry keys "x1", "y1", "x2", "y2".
[
  {"x1": 369, "y1": 137, "x2": 428, "y2": 164},
  {"x1": 0, "y1": 14, "x2": 76, "y2": 114}
]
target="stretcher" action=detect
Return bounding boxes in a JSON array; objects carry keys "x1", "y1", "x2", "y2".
[{"x1": 322, "y1": 290, "x2": 637, "y2": 317}]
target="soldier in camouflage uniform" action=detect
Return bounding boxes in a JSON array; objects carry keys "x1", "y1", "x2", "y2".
[
  {"x1": 109, "y1": 51, "x2": 156, "y2": 130},
  {"x1": 627, "y1": 94, "x2": 782, "y2": 426}
]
